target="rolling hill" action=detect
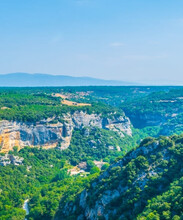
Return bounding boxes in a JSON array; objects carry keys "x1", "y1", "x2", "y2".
[{"x1": 0, "y1": 73, "x2": 134, "y2": 87}]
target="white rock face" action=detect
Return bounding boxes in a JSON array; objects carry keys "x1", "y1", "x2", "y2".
[
  {"x1": 0, "y1": 111, "x2": 132, "y2": 152},
  {"x1": 0, "y1": 154, "x2": 24, "y2": 166}
]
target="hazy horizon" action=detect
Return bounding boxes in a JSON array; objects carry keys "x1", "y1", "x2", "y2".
[
  {"x1": 1, "y1": 1, "x2": 183, "y2": 84},
  {"x1": 0, "y1": 72, "x2": 182, "y2": 86}
]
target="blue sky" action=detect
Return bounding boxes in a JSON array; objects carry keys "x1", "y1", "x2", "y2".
[{"x1": 0, "y1": 0, "x2": 183, "y2": 84}]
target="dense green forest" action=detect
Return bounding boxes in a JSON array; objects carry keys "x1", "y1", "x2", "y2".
[
  {"x1": 0, "y1": 90, "x2": 123, "y2": 122},
  {"x1": 0, "y1": 147, "x2": 100, "y2": 219},
  {"x1": 0, "y1": 86, "x2": 183, "y2": 220},
  {"x1": 57, "y1": 134, "x2": 183, "y2": 220}
]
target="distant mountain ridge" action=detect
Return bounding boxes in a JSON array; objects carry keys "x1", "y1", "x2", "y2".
[{"x1": 0, "y1": 73, "x2": 135, "y2": 87}]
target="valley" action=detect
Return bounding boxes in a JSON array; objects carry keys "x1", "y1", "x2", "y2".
[{"x1": 0, "y1": 86, "x2": 183, "y2": 220}]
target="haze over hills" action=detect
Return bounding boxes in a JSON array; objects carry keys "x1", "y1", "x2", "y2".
[{"x1": 0, "y1": 73, "x2": 136, "y2": 87}]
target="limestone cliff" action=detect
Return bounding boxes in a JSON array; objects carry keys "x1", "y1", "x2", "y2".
[{"x1": 0, "y1": 111, "x2": 132, "y2": 153}]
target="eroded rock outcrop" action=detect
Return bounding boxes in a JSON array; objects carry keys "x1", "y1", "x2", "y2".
[
  {"x1": 0, "y1": 111, "x2": 132, "y2": 153},
  {"x1": 0, "y1": 154, "x2": 24, "y2": 166}
]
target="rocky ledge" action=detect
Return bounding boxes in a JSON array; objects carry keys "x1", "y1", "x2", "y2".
[{"x1": 0, "y1": 111, "x2": 132, "y2": 153}]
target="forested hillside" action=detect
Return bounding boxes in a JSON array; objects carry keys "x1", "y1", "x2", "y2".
[
  {"x1": 56, "y1": 134, "x2": 183, "y2": 220},
  {"x1": 0, "y1": 86, "x2": 183, "y2": 220}
]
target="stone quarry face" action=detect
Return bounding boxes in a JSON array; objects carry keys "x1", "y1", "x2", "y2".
[{"x1": 0, "y1": 111, "x2": 132, "y2": 153}]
